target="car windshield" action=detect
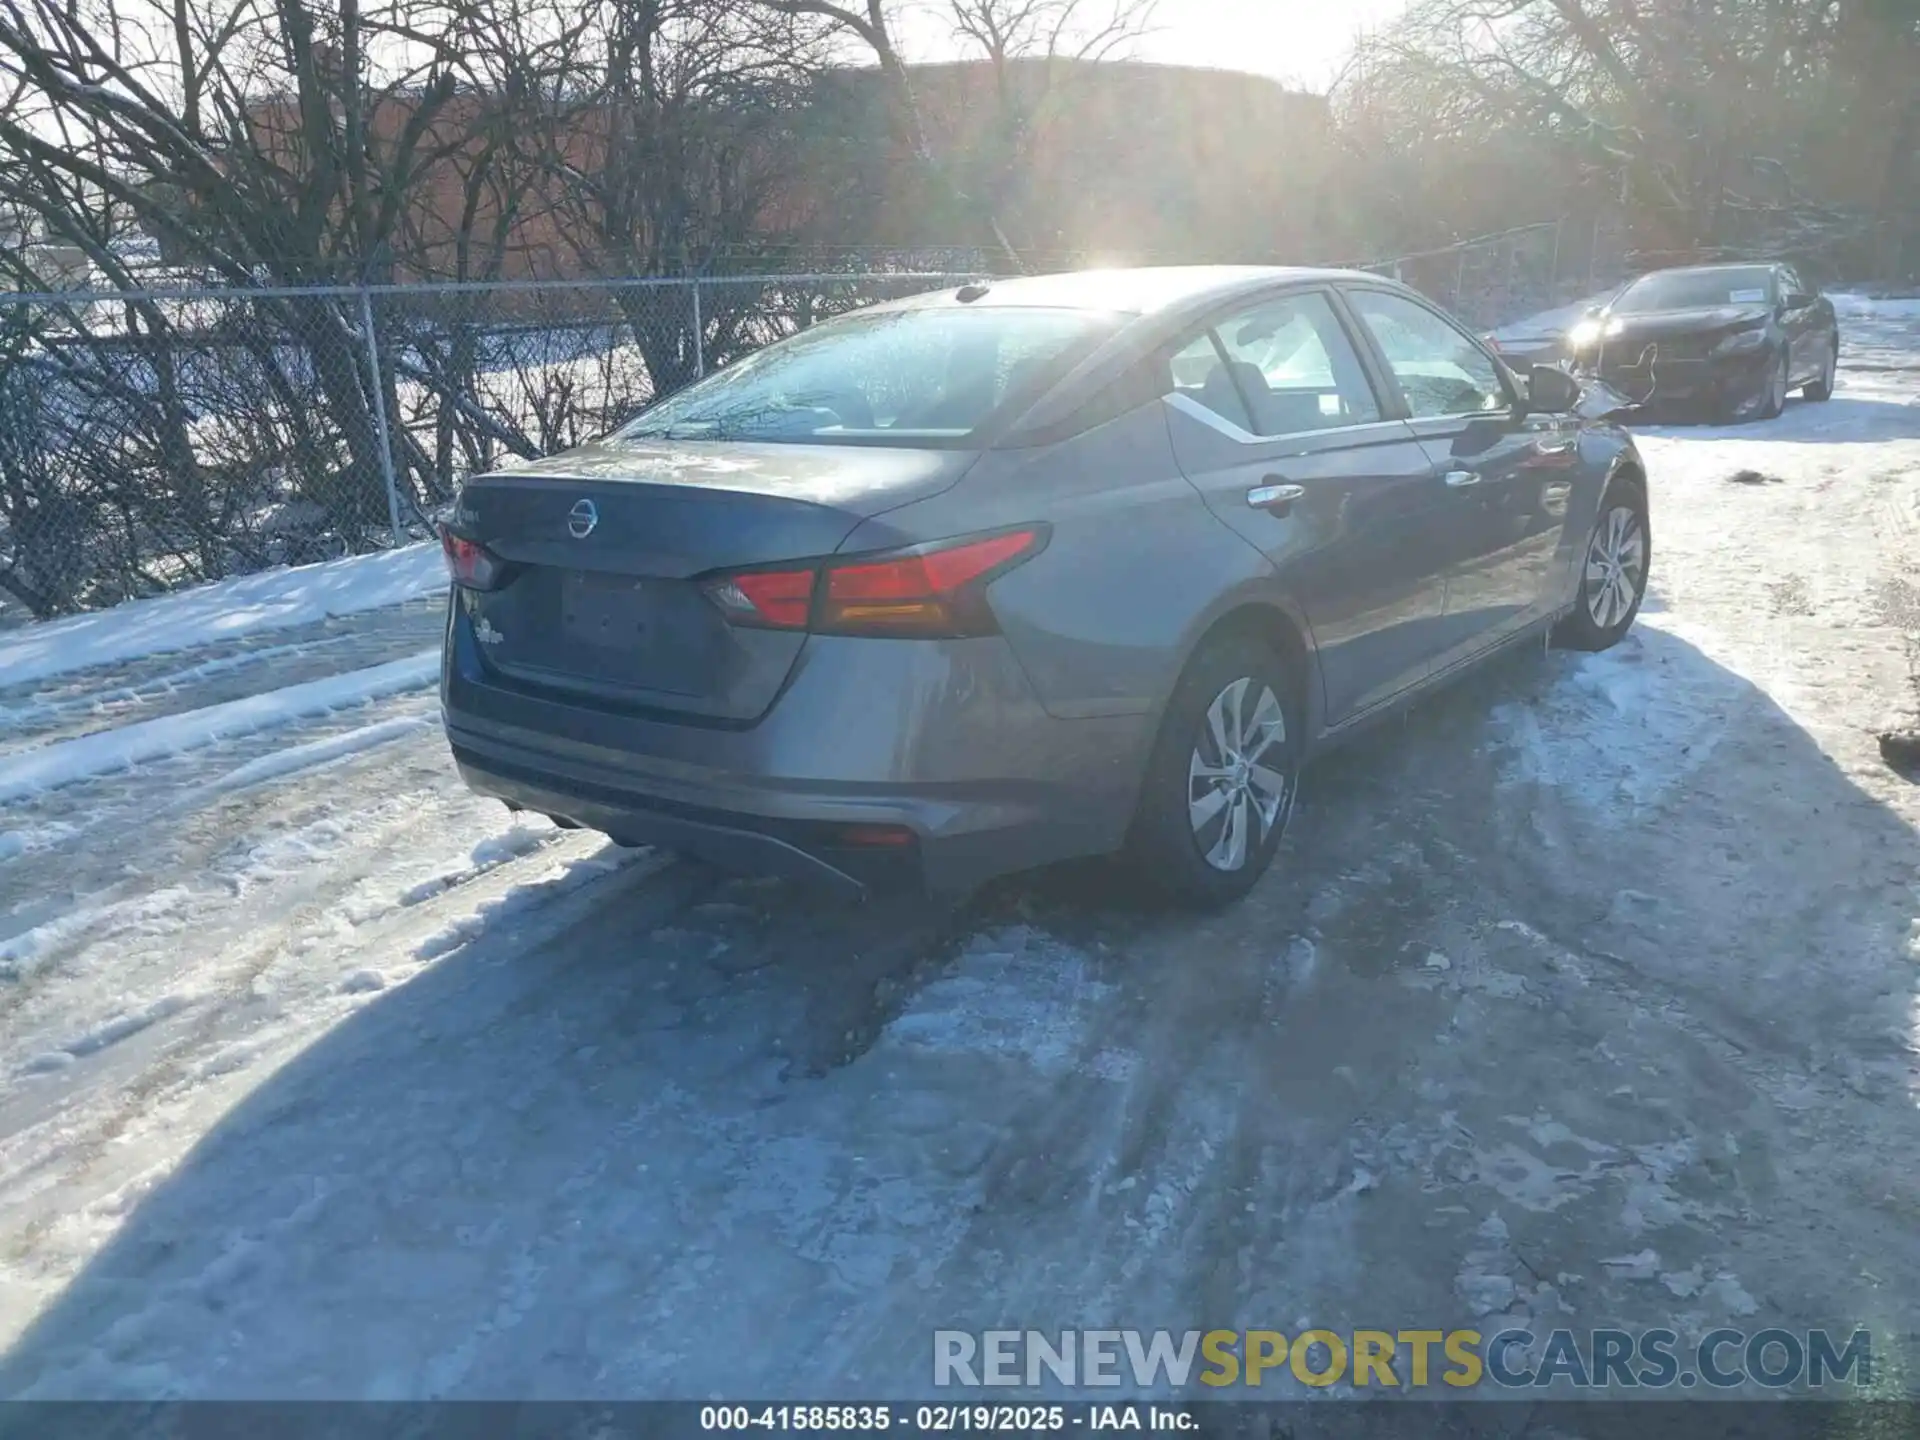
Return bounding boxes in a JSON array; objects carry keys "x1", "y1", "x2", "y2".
[
  {"x1": 615, "y1": 305, "x2": 1121, "y2": 447},
  {"x1": 1613, "y1": 268, "x2": 1776, "y2": 313}
]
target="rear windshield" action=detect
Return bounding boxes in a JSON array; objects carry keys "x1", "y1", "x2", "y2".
[
  {"x1": 615, "y1": 305, "x2": 1121, "y2": 447},
  {"x1": 1613, "y1": 268, "x2": 1776, "y2": 312}
]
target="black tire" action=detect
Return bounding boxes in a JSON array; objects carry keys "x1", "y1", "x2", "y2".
[
  {"x1": 1761, "y1": 345, "x2": 1790, "y2": 419},
  {"x1": 1126, "y1": 634, "x2": 1302, "y2": 909},
  {"x1": 1803, "y1": 338, "x2": 1838, "y2": 401},
  {"x1": 1553, "y1": 476, "x2": 1651, "y2": 653}
]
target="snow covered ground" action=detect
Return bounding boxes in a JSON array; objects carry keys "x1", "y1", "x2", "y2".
[
  {"x1": 0, "y1": 543, "x2": 444, "y2": 691},
  {"x1": 2, "y1": 304, "x2": 1919, "y2": 1403}
]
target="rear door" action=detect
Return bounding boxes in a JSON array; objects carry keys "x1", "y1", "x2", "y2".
[
  {"x1": 1340, "y1": 285, "x2": 1574, "y2": 661},
  {"x1": 1161, "y1": 286, "x2": 1452, "y2": 725}
]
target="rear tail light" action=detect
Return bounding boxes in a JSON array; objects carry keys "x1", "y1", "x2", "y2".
[
  {"x1": 823, "y1": 529, "x2": 1039, "y2": 636},
  {"x1": 833, "y1": 824, "x2": 916, "y2": 848},
  {"x1": 705, "y1": 568, "x2": 815, "y2": 629},
  {"x1": 701, "y1": 527, "x2": 1046, "y2": 639},
  {"x1": 438, "y1": 524, "x2": 512, "y2": 591}
]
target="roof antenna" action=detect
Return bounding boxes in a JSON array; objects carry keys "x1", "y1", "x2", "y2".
[{"x1": 955, "y1": 281, "x2": 991, "y2": 303}]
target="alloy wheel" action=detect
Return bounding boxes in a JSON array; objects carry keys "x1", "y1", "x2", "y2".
[
  {"x1": 1187, "y1": 677, "x2": 1290, "y2": 872},
  {"x1": 1584, "y1": 504, "x2": 1647, "y2": 630}
]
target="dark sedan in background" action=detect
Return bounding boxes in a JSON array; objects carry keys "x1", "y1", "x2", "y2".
[{"x1": 1564, "y1": 262, "x2": 1839, "y2": 423}]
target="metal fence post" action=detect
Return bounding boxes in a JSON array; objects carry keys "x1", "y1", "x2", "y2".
[
  {"x1": 357, "y1": 287, "x2": 405, "y2": 546},
  {"x1": 691, "y1": 278, "x2": 705, "y2": 378}
]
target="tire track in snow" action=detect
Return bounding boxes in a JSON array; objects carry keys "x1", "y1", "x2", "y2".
[
  {"x1": 0, "y1": 832, "x2": 675, "y2": 1287},
  {"x1": 0, "y1": 650, "x2": 440, "y2": 806},
  {"x1": 0, "y1": 597, "x2": 446, "y2": 757}
]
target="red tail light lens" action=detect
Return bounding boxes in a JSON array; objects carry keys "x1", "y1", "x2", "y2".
[
  {"x1": 704, "y1": 568, "x2": 816, "y2": 629},
  {"x1": 833, "y1": 824, "x2": 916, "y2": 848},
  {"x1": 822, "y1": 530, "x2": 1038, "y2": 636},
  {"x1": 701, "y1": 528, "x2": 1045, "y2": 639},
  {"x1": 438, "y1": 524, "x2": 512, "y2": 591}
]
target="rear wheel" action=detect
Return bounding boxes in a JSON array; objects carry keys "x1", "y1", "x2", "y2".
[
  {"x1": 1126, "y1": 635, "x2": 1302, "y2": 909},
  {"x1": 1554, "y1": 478, "x2": 1651, "y2": 652},
  {"x1": 1803, "y1": 338, "x2": 1838, "y2": 401}
]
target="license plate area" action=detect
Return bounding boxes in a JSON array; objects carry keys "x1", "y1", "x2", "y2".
[
  {"x1": 561, "y1": 569, "x2": 653, "y2": 650},
  {"x1": 476, "y1": 563, "x2": 805, "y2": 718}
]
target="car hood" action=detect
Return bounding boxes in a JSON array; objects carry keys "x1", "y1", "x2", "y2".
[
  {"x1": 471, "y1": 438, "x2": 977, "y2": 518},
  {"x1": 1607, "y1": 305, "x2": 1770, "y2": 337}
]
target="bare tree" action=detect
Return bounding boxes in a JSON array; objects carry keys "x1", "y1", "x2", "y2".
[
  {"x1": 1333, "y1": 0, "x2": 1870, "y2": 260},
  {"x1": 764, "y1": 0, "x2": 1156, "y2": 267}
]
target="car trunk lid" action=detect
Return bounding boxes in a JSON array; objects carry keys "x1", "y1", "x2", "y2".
[{"x1": 455, "y1": 439, "x2": 973, "y2": 722}]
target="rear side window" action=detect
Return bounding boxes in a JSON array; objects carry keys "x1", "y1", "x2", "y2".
[
  {"x1": 1168, "y1": 290, "x2": 1381, "y2": 437},
  {"x1": 1170, "y1": 332, "x2": 1253, "y2": 431},
  {"x1": 616, "y1": 306, "x2": 1122, "y2": 447},
  {"x1": 1346, "y1": 289, "x2": 1509, "y2": 419}
]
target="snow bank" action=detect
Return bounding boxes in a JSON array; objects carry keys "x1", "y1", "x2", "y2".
[
  {"x1": 0, "y1": 544, "x2": 444, "y2": 692},
  {"x1": 0, "y1": 651, "x2": 439, "y2": 804},
  {"x1": 1829, "y1": 292, "x2": 1920, "y2": 321}
]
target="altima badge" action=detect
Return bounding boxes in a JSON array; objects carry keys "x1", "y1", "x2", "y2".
[{"x1": 568, "y1": 498, "x2": 598, "y2": 539}]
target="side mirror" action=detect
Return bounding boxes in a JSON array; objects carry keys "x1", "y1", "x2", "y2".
[
  {"x1": 1783, "y1": 290, "x2": 1813, "y2": 310},
  {"x1": 1525, "y1": 363, "x2": 1582, "y2": 415}
]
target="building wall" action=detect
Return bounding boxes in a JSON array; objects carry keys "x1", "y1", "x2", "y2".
[
  {"x1": 781, "y1": 61, "x2": 1344, "y2": 266},
  {"x1": 225, "y1": 60, "x2": 1345, "y2": 280}
]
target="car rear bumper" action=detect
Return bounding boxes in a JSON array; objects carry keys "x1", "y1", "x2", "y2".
[
  {"x1": 448, "y1": 739, "x2": 914, "y2": 898},
  {"x1": 439, "y1": 598, "x2": 1149, "y2": 897}
]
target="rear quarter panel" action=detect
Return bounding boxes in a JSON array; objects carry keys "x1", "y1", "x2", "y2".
[{"x1": 835, "y1": 401, "x2": 1275, "y2": 723}]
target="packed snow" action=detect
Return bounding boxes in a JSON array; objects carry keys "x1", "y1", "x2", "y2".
[
  {"x1": 0, "y1": 543, "x2": 442, "y2": 690},
  {"x1": 0, "y1": 651, "x2": 439, "y2": 804},
  {"x1": 0, "y1": 297, "x2": 1918, "y2": 1401}
]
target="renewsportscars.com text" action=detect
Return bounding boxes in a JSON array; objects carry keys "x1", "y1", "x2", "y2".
[{"x1": 933, "y1": 1328, "x2": 1872, "y2": 1391}]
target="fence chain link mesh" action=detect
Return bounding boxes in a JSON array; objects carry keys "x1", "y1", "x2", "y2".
[{"x1": 0, "y1": 231, "x2": 1628, "y2": 620}]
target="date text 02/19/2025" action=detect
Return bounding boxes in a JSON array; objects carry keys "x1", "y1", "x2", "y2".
[{"x1": 699, "y1": 1404, "x2": 1197, "y2": 1431}]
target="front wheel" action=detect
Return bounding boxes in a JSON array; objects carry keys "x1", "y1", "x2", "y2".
[
  {"x1": 1803, "y1": 339, "x2": 1838, "y2": 401},
  {"x1": 1126, "y1": 636, "x2": 1302, "y2": 909},
  {"x1": 1761, "y1": 346, "x2": 1790, "y2": 419},
  {"x1": 1553, "y1": 479, "x2": 1651, "y2": 652}
]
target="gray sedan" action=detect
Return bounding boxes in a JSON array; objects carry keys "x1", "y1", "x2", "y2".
[{"x1": 439, "y1": 267, "x2": 1650, "y2": 907}]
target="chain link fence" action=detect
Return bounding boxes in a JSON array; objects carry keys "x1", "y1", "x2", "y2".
[
  {"x1": 0, "y1": 230, "x2": 1636, "y2": 620},
  {"x1": 0, "y1": 273, "x2": 986, "y2": 618}
]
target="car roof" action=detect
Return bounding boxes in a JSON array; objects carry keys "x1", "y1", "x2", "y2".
[
  {"x1": 881, "y1": 265, "x2": 1381, "y2": 317},
  {"x1": 1634, "y1": 262, "x2": 1777, "y2": 278}
]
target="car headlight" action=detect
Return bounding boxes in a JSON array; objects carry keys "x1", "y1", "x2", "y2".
[
  {"x1": 1712, "y1": 326, "x2": 1769, "y2": 354},
  {"x1": 1567, "y1": 316, "x2": 1625, "y2": 349}
]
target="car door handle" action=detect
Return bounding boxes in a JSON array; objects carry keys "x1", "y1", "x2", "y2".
[
  {"x1": 1443, "y1": 469, "x2": 1482, "y2": 488},
  {"x1": 1247, "y1": 481, "x2": 1306, "y2": 512}
]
